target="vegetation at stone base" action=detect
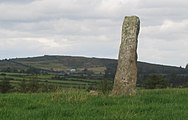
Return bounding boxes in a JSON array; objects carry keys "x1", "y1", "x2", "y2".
[
  {"x1": 100, "y1": 78, "x2": 112, "y2": 95},
  {"x1": 0, "y1": 88, "x2": 188, "y2": 120}
]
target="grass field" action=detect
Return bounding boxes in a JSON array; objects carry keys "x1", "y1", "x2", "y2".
[{"x1": 0, "y1": 88, "x2": 188, "y2": 120}]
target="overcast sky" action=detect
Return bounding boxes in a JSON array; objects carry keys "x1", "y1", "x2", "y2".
[{"x1": 0, "y1": 0, "x2": 188, "y2": 67}]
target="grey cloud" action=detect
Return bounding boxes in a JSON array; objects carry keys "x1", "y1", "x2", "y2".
[
  {"x1": 0, "y1": 0, "x2": 188, "y2": 67},
  {"x1": 138, "y1": 0, "x2": 188, "y2": 8},
  {"x1": 0, "y1": 0, "x2": 35, "y2": 4},
  {"x1": 140, "y1": 19, "x2": 188, "y2": 41},
  {"x1": 0, "y1": 0, "x2": 132, "y2": 22}
]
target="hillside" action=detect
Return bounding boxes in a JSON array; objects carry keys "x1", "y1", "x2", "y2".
[
  {"x1": 0, "y1": 55, "x2": 186, "y2": 74},
  {"x1": 0, "y1": 55, "x2": 188, "y2": 89}
]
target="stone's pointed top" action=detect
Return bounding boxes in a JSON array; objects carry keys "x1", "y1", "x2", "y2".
[
  {"x1": 124, "y1": 16, "x2": 140, "y2": 22},
  {"x1": 125, "y1": 16, "x2": 139, "y2": 18},
  {"x1": 123, "y1": 16, "x2": 140, "y2": 36}
]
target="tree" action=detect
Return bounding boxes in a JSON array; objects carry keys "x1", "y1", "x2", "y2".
[
  {"x1": 27, "y1": 76, "x2": 39, "y2": 92},
  {"x1": 26, "y1": 67, "x2": 40, "y2": 74},
  {"x1": 143, "y1": 75, "x2": 168, "y2": 89},
  {"x1": 0, "y1": 79, "x2": 12, "y2": 93},
  {"x1": 18, "y1": 79, "x2": 28, "y2": 93},
  {"x1": 186, "y1": 64, "x2": 188, "y2": 70},
  {"x1": 104, "y1": 63, "x2": 117, "y2": 80}
]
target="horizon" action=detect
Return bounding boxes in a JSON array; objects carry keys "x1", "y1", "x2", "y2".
[{"x1": 0, "y1": 54, "x2": 186, "y2": 68}]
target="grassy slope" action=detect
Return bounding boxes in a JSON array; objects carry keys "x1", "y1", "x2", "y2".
[
  {"x1": 0, "y1": 88, "x2": 188, "y2": 120},
  {"x1": 12, "y1": 55, "x2": 112, "y2": 72}
]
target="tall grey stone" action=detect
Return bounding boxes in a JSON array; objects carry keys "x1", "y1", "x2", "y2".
[{"x1": 112, "y1": 16, "x2": 140, "y2": 96}]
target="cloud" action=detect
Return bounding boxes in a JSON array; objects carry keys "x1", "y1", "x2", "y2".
[
  {"x1": 0, "y1": 0, "x2": 35, "y2": 4},
  {"x1": 0, "y1": 0, "x2": 188, "y2": 67},
  {"x1": 138, "y1": 18, "x2": 188, "y2": 66},
  {"x1": 138, "y1": 0, "x2": 188, "y2": 8},
  {"x1": 160, "y1": 20, "x2": 188, "y2": 33},
  {"x1": 140, "y1": 19, "x2": 188, "y2": 41},
  {"x1": 138, "y1": 38, "x2": 188, "y2": 66},
  {"x1": 0, "y1": 37, "x2": 72, "y2": 58}
]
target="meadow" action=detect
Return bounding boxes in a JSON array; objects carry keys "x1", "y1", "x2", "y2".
[{"x1": 0, "y1": 88, "x2": 188, "y2": 120}]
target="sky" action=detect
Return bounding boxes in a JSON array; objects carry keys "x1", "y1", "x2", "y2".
[{"x1": 0, "y1": 0, "x2": 188, "y2": 67}]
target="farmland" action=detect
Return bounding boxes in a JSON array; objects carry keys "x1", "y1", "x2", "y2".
[{"x1": 0, "y1": 72, "x2": 113, "y2": 93}]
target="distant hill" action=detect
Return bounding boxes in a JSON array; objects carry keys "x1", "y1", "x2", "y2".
[{"x1": 0, "y1": 55, "x2": 186, "y2": 75}]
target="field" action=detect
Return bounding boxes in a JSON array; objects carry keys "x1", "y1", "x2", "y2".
[
  {"x1": 0, "y1": 88, "x2": 188, "y2": 120},
  {"x1": 0, "y1": 72, "x2": 111, "y2": 91}
]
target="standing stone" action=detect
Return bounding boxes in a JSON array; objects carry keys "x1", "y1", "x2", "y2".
[{"x1": 112, "y1": 16, "x2": 140, "y2": 96}]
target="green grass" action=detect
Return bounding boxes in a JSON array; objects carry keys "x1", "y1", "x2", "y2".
[{"x1": 0, "y1": 88, "x2": 188, "y2": 120}]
